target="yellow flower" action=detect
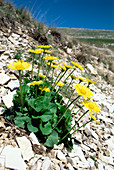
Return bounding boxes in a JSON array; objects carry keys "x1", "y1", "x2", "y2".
[
  {"x1": 61, "y1": 62, "x2": 76, "y2": 69},
  {"x1": 56, "y1": 82, "x2": 65, "y2": 86},
  {"x1": 85, "y1": 78, "x2": 96, "y2": 84},
  {"x1": 74, "y1": 84, "x2": 93, "y2": 99},
  {"x1": 76, "y1": 75, "x2": 86, "y2": 82},
  {"x1": 45, "y1": 62, "x2": 50, "y2": 66},
  {"x1": 43, "y1": 55, "x2": 59, "y2": 60},
  {"x1": 71, "y1": 61, "x2": 84, "y2": 70},
  {"x1": 7, "y1": 60, "x2": 31, "y2": 71},
  {"x1": 38, "y1": 74, "x2": 46, "y2": 79},
  {"x1": 51, "y1": 64, "x2": 58, "y2": 69},
  {"x1": 45, "y1": 62, "x2": 58, "y2": 68},
  {"x1": 39, "y1": 86, "x2": 50, "y2": 92},
  {"x1": 71, "y1": 75, "x2": 77, "y2": 79},
  {"x1": 88, "y1": 113, "x2": 100, "y2": 124},
  {"x1": 52, "y1": 61, "x2": 59, "y2": 65},
  {"x1": 37, "y1": 45, "x2": 52, "y2": 49},
  {"x1": 44, "y1": 50, "x2": 52, "y2": 53},
  {"x1": 83, "y1": 100, "x2": 100, "y2": 113},
  {"x1": 59, "y1": 65, "x2": 66, "y2": 72},
  {"x1": 30, "y1": 80, "x2": 43, "y2": 86},
  {"x1": 28, "y1": 49, "x2": 43, "y2": 54}
]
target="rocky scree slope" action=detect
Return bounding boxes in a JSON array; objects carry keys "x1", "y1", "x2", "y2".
[
  {"x1": 0, "y1": 24, "x2": 113, "y2": 170},
  {"x1": 0, "y1": 3, "x2": 114, "y2": 169}
]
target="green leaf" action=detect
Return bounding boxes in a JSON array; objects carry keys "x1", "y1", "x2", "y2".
[
  {"x1": 22, "y1": 84, "x2": 30, "y2": 96},
  {"x1": 40, "y1": 122, "x2": 52, "y2": 135},
  {"x1": 15, "y1": 116, "x2": 30, "y2": 122},
  {"x1": 15, "y1": 112, "x2": 23, "y2": 116},
  {"x1": 28, "y1": 96, "x2": 50, "y2": 112},
  {"x1": 23, "y1": 107, "x2": 28, "y2": 111},
  {"x1": 28, "y1": 98, "x2": 43, "y2": 112},
  {"x1": 27, "y1": 122, "x2": 39, "y2": 132},
  {"x1": 44, "y1": 130, "x2": 58, "y2": 147},
  {"x1": 48, "y1": 103, "x2": 57, "y2": 114},
  {"x1": 40, "y1": 115, "x2": 52, "y2": 122},
  {"x1": 14, "y1": 119, "x2": 25, "y2": 128}
]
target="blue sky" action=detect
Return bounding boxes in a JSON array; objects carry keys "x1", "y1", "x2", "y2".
[{"x1": 7, "y1": 0, "x2": 113, "y2": 30}]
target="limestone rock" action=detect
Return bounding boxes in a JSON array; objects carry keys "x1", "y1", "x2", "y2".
[
  {"x1": 98, "y1": 152, "x2": 114, "y2": 165},
  {"x1": 0, "y1": 73, "x2": 10, "y2": 85},
  {"x1": 5, "y1": 80, "x2": 19, "y2": 90},
  {"x1": 86, "y1": 63, "x2": 97, "y2": 75},
  {"x1": 56, "y1": 150, "x2": 67, "y2": 163},
  {"x1": 68, "y1": 145, "x2": 87, "y2": 163},
  {"x1": 2, "y1": 90, "x2": 16, "y2": 108},
  {"x1": 67, "y1": 163, "x2": 74, "y2": 170},
  {"x1": 41, "y1": 157, "x2": 51, "y2": 170},
  {"x1": 16, "y1": 136, "x2": 34, "y2": 161},
  {"x1": 1, "y1": 145, "x2": 27, "y2": 170},
  {"x1": 29, "y1": 133, "x2": 40, "y2": 145}
]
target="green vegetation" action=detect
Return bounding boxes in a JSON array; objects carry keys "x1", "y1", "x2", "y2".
[
  {"x1": 3, "y1": 45, "x2": 100, "y2": 149},
  {"x1": 57, "y1": 27, "x2": 114, "y2": 50}
]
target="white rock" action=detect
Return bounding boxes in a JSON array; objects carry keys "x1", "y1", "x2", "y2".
[
  {"x1": 91, "y1": 130, "x2": 99, "y2": 140},
  {"x1": 98, "y1": 162, "x2": 104, "y2": 170},
  {"x1": 87, "y1": 158, "x2": 95, "y2": 169},
  {"x1": 1, "y1": 145, "x2": 27, "y2": 170},
  {"x1": 29, "y1": 133, "x2": 40, "y2": 145},
  {"x1": 54, "y1": 143, "x2": 64, "y2": 150},
  {"x1": 0, "y1": 54, "x2": 9, "y2": 60},
  {"x1": 6, "y1": 80, "x2": 19, "y2": 90},
  {"x1": 85, "y1": 124, "x2": 92, "y2": 136},
  {"x1": 77, "y1": 161, "x2": 90, "y2": 168},
  {"x1": 56, "y1": 150, "x2": 67, "y2": 163},
  {"x1": 41, "y1": 157, "x2": 51, "y2": 170},
  {"x1": 98, "y1": 152, "x2": 114, "y2": 165},
  {"x1": 67, "y1": 163, "x2": 74, "y2": 170},
  {"x1": 67, "y1": 157, "x2": 79, "y2": 168},
  {"x1": 105, "y1": 137, "x2": 114, "y2": 154},
  {"x1": 105, "y1": 165, "x2": 114, "y2": 170},
  {"x1": 16, "y1": 136, "x2": 34, "y2": 161},
  {"x1": 69, "y1": 145, "x2": 87, "y2": 163},
  {"x1": 2, "y1": 90, "x2": 16, "y2": 108},
  {"x1": 0, "y1": 87, "x2": 8, "y2": 97},
  {"x1": 11, "y1": 33, "x2": 20, "y2": 39},
  {"x1": 36, "y1": 160, "x2": 42, "y2": 170},
  {"x1": 0, "y1": 107, "x2": 4, "y2": 115},
  {"x1": 86, "y1": 63, "x2": 97, "y2": 75},
  {"x1": 0, "y1": 73, "x2": 10, "y2": 85},
  {"x1": 67, "y1": 48, "x2": 72, "y2": 54},
  {"x1": 8, "y1": 36, "x2": 19, "y2": 46}
]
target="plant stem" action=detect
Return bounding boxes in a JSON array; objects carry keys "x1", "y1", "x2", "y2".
[
  {"x1": 42, "y1": 51, "x2": 46, "y2": 74},
  {"x1": 53, "y1": 96, "x2": 80, "y2": 130},
  {"x1": 19, "y1": 71, "x2": 23, "y2": 113},
  {"x1": 51, "y1": 68, "x2": 54, "y2": 84},
  {"x1": 71, "y1": 120, "x2": 92, "y2": 135},
  {"x1": 49, "y1": 71, "x2": 66, "y2": 96},
  {"x1": 63, "y1": 69, "x2": 75, "y2": 83},
  {"x1": 46, "y1": 61, "x2": 51, "y2": 78},
  {"x1": 61, "y1": 118, "x2": 92, "y2": 141},
  {"x1": 60, "y1": 79, "x2": 73, "y2": 104},
  {"x1": 31, "y1": 53, "x2": 35, "y2": 79},
  {"x1": 37, "y1": 54, "x2": 41, "y2": 79},
  {"x1": 72, "y1": 106, "x2": 84, "y2": 118},
  {"x1": 66, "y1": 89, "x2": 77, "y2": 107}
]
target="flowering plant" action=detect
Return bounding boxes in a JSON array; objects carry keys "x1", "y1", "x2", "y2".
[{"x1": 4, "y1": 45, "x2": 100, "y2": 149}]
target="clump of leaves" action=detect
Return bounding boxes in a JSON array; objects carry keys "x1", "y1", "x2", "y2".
[{"x1": 4, "y1": 45, "x2": 100, "y2": 149}]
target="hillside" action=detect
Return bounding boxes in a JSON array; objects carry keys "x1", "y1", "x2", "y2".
[
  {"x1": 56, "y1": 27, "x2": 114, "y2": 50},
  {"x1": 0, "y1": 0, "x2": 114, "y2": 170}
]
